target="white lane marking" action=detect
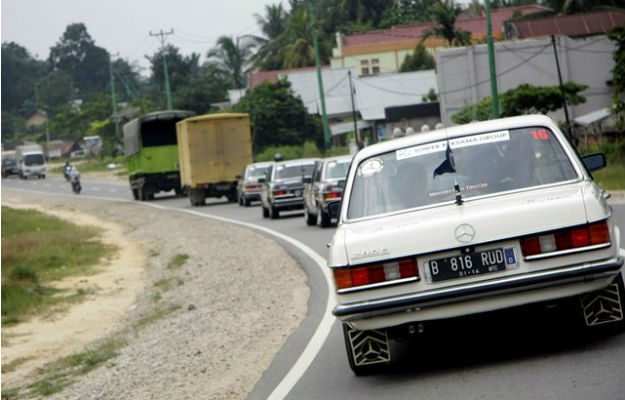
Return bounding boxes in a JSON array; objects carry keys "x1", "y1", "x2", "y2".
[
  {"x1": 44, "y1": 183, "x2": 51, "y2": 187},
  {"x1": 108, "y1": 189, "x2": 117, "y2": 193},
  {"x1": 3, "y1": 187, "x2": 336, "y2": 399}
]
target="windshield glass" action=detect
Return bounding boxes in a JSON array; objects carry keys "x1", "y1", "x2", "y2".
[
  {"x1": 246, "y1": 165, "x2": 269, "y2": 179},
  {"x1": 324, "y1": 160, "x2": 351, "y2": 180},
  {"x1": 347, "y1": 127, "x2": 578, "y2": 219},
  {"x1": 274, "y1": 163, "x2": 315, "y2": 181},
  {"x1": 24, "y1": 154, "x2": 45, "y2": 166}
]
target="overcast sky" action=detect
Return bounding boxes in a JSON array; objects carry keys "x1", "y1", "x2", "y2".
[{"x1": 1, "y1": 0, "x2": 276, "y2": 73}]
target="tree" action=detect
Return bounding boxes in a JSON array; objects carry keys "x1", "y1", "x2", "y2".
[
  {"x1": 207, "y1": 36, "x2": 255, "y2": 89},
  {"x1": 379, "y1": 0, "x2": 436, "y2": 27},
  {"x1": 1, "y1": 42, "x2": 47, "y2": 114},
  {"x1": 147, "y1": 45, "x2": 202, "y2": 108},
  {"x1": 249, "y1": 3, "x2": 289, "y2": 71},
  {"x1": 400, "y1": 42, "x2": 436, "y2": 72},
  {"x1": 49, "y1": 23, "x2": 110, "y2": 97},
  {"x1": 607, "y1": 26, "x2": 625, "y2": 130},
  {"x1": 423, "y1": 0, "x2": 471, "y2": 46},
  {"x1": 35, "y1": 69, "x2": 75, "y2": 108},
  {"x1": 233, "y1": 78, "x2": 320, "y2": 152},
  {"x1": 277, "y1": 8, "x2": 331, "y2": 68},
  {"x1": 173, "y1": 64, "x2": 231, "y2": 114},
  {"x1": 451, "y1": 82, "x2": 588, "y2": 124},
  {"x1": 338, "y1": 0, "x2": 394, "y2": 26}
]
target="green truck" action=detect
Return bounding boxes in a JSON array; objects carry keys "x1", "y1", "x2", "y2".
[{"x1": 123, "y1": 110, "x2": 195, "y2": 200}]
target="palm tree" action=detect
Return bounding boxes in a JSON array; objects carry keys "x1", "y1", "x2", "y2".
[
  {"x1": 339, "y1": 0, "x2": 393, "y2": 25},
  {"x1": 423, "y1": 0, "x2": 471, "y2": 46},
  {"x1": 206, "y1": 36, "x2": 255, "y2": 89},
  {"x1": 248, "y1": 3, "x2": 289, "y2": 70},
  {"x1": 277, "y1": 8, "x2": 326, "y2": 68}
]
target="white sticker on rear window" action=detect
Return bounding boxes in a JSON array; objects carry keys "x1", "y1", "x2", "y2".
[
  {"x1": 358, "y1": 158, "x2": 384, "y2": 177},
  {"x1": 449, "y1": 130, "x2": 509, "y2": 149},
  {"x1": 396, "y1": 141, "x2": 448, "y2": 161}
]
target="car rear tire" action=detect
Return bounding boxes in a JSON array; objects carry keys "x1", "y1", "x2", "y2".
[
  {"x1": 262, "y1": 205, "x2": 269, "y2": 218},
  {"x1": 342, "y1": 324, "x2": 390, "y2": 376},
  {"x1": 305, "y1": 207, "x2": 317, "y2": 226},
  {"x1": 579, "y1": 272, "x2": 625, "y2": 333},
  {"x1": 269, "y1": 206, "x2": 280, "y2": 219},
  {"x1": 132, "y1": 189, "x2": 139, "y2": 200},
  {"x1": 319, "y1": 208, "x2": 331, "y2": 228}
]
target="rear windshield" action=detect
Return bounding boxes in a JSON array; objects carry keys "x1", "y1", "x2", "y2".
[
  {"x1": 246, "y1": 165, "x2": 269, "y2": 179},
  {"x1": 324, "y1": 160, "x2": 351, "y2": 180},
  {"x1": 347, "y1": 127, "x2": 578, "y2": 219},
  {"x1": 274, "y1": 163, "x2": 315, "y2": 181},
  {"x1": 140, "y1": 118, "x2": 180, "y2": 147},
  {"x1": 24, "y1": 154, "x2": 45, "y2": 166}
]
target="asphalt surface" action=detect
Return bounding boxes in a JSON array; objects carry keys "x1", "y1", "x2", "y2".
[{"x1": 3, "y1": 175, "x2": 625, "y2": 400}]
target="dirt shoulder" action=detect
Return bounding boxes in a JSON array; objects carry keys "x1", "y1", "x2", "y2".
[{"x1": 1, "y1": 189, "x2": 310, "y2": 400}]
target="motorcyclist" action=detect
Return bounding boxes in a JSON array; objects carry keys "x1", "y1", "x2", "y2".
[
  {"x1": 70, "y1": 166, "x2": 81, "y2": 194},
  {"x1": 64, "y1": 161, "x2": 72, "y2": 181}
]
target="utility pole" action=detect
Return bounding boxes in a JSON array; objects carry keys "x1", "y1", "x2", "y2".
[
  {"x1": 484, "y1": 0, "x2": 499, "y2": 118},
  {"x1": 551, "y1": 35, "x2": 573, "y2": 142},
  {"x1": 348, "y1": 70, "x2": 362, "y2": 149},
  {"x1": 109, "y1": 53, "x2": 120, "y2": 142},
  {"x1": 150, "y1": 29, "x2": 174, "y2": 110},
  {"x1": 307, "y1": 2, "x2": 331, "y2": 149}
]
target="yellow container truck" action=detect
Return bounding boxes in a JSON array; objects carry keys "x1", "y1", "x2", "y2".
[{"x1": 176, "y1": 113, "x2": 254, "y2": 206}]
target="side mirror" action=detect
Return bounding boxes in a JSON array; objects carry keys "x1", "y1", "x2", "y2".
[
  {"x1": 582, "y1": 153, "x2": 606, "y2": 172},
  {"x1": 328, "y1": 201, "x2": 341, "y2": 218},
  {"x1": 303, "y1": 176, "x2": 312, "y2": 184},
  {"x1": 258, "y1": 177, "x2": 266, "y2": 184},
  {"x1": 235, "y1": 174, "x2": 242, "y2": 180}
]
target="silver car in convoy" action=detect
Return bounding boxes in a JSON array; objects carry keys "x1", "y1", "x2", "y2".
[
  {"x1": 260, "y1": 158, "x2": 319, "y2": 219},
  {"x1": 328, "y1": 115, "x2": 623, "y2": 374},
  {"x1": 303, "y1": 155, "x2": 352, "y2": 227},
  {"x1": 236, "y1": 161, "x2": 273, "y2": 206}
]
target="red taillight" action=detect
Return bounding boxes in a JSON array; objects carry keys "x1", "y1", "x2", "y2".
[
  {"x1": 245, "y1": 184, "x2": 261, "y2": 190},
  {"x1": 332, "y1": 257, "x2": 419, "y2": 291},
  {"x1": 323, "y1": 192, "x2": 341, "y2": 200},
  {"x1": 273, "y1": 190, "x2": 289, "y2": 196},
  {"x1": 521, "y1": 221, "x2": 610, "y2": 257}
]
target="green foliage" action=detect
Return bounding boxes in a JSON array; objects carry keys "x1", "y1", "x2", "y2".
[
  {"x1": 400, "y1": 42, "x2": 436, "y2": 72},
  {"x1": 206, "y1": 36, "x2": 256, "y2": 89},
  {"x1": 233, "y1": 78, "x2": 320, "y2": 153},
  {"x1": 1, "y1": 42, "x2": 47, "y2": 114},
  {"x1": 579, "y1": 140, "x2": 625, "y2": 190},
  {"x1": 607, "y1": 26, "x2": 625, "y2": 130},
  {"x1": 1, "y1": 207, "x2": 114, "y2": 325},
  {"x1": 379, "y1": 0, "x2": 436, "y2": 27},
  {"x1": 452, "y1": 82, "x2": 588, "y2": 124},
  {"x1": 422, "y1": 88, "x2": 438, "y2": 102},
  {"x1": 48, "y1": 23, "x2": 110, "y2": 97},
  {"x1": 256, "y1": 140, "x2": 323, "y2": 161},
  {"x1": 423, "y1": 0, "x2": 471, "y2": 46},
  {"x1": 35, "y1": 69, "x2": 74, "y2": 108},
  {"x1": 167, "y1": 253, "x2": 189, "y2": 269}
]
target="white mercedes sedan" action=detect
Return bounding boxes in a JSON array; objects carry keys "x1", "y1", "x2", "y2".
[{"x1": 327, "y1": 115, "x2": 623, "y2": 374}]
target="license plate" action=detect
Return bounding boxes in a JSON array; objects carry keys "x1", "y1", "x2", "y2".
[{"x1": 429, "y1": 247, "x2": 515, "y2": 283}]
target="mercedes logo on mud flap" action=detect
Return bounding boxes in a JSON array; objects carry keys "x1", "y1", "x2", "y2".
[{"x1": 455, "y1": 223, "x2": 476, "y2": 243}]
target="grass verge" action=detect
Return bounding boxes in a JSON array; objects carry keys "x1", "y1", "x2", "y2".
[
  {"x1": 132, "y1": 303, "x2": 181, "y2": 330},
  {"x1": 1, "y1": 207, "x2": 115, "y2": 325},
  {"x1": 167, "y1": 253, "x2": 189, "y2": 270}
]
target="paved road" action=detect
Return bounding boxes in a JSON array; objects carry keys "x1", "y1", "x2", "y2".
[{"x1": 3, "y1": 175, "x2": 625, "y2": 400}]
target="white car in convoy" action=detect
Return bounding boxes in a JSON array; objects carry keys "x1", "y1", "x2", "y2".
[{"x1": 327, "y1": 115, "x2": 623, "y2": 374}]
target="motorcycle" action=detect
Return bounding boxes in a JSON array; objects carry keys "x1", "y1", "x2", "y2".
[
  {"x1": 64, "y1": 164, "x2": 72, "y2": 181},
  {"x1": 71, "y1": 175, "x2": 81, "y2": 194}
]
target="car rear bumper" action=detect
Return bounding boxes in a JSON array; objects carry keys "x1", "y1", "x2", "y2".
[{"x1": 333, "y1": 256, "x2": 624, "y2": 328}]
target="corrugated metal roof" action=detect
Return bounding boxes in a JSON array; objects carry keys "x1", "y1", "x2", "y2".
[
  {"x1": 342, "y1": 5, "x2": 548, "y2": 47},
  {"x1": 510, "y1": 10, "x2": 625, "y2": 39}
]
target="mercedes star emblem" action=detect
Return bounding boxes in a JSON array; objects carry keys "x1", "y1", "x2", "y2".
[{"x1": 455, "y1": 223, "x2": 476, "y2": 243}]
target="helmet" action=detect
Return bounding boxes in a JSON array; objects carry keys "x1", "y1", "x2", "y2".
[{"x1": 274, "y1": 153, "x2": 283, "y2": 162}]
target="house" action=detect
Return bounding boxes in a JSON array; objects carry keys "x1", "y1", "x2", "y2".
[
  {"x1": 505, "y1": 10, "x2": 625, "y2": 40},
  {"x1": 330, "y1": 5, "x2": 549, "y2": 76}
]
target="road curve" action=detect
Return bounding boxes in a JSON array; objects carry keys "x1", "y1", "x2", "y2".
[{"x1": 3, "y1": 176, "x2": 625, "y2": 400}]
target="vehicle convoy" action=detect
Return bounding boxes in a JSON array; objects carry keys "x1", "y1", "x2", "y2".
[
  {"x1": 15, "y1": 144, "x2": 46, "y2": 179},
  {"x1": 303, "y1": 155, "x2": 351, "y2": 227},
  {"x1": 237, "y1": 161, "x2": 273, "y2": 207},
  {"x1": 260, "y1": 158, "x2": 319, "y2": 219},
  {"x1": 176, "y1": 113, "x2": 253, "y2": 206},
  {"x1": 327, "y1": 115, "x2": 624, "y2": 375},
  {"x1": 123, "y1": 110, "x2": 195, "y2": 201}
]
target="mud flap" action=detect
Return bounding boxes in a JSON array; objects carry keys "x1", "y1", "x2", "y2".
[
  {"x1": 581, "y1": 281, "x2": 624, "y2": 327},
  {"x1": 345, "y1": 326, "x2": 391, "y2": 366}
]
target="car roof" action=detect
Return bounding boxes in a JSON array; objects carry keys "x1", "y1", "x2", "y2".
[
  {"x1": 322, "y1": 154, "x2": 352, "y2": 164},
  {"x1": 274, "y1": 158, "x2": 321, "y2": 167},
  {"x1": 248, "y1": 161, "x2": 273, "y2": 168},
  {"x1": 353, "y1": 114, "x2": 559, "y2": 164}
]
